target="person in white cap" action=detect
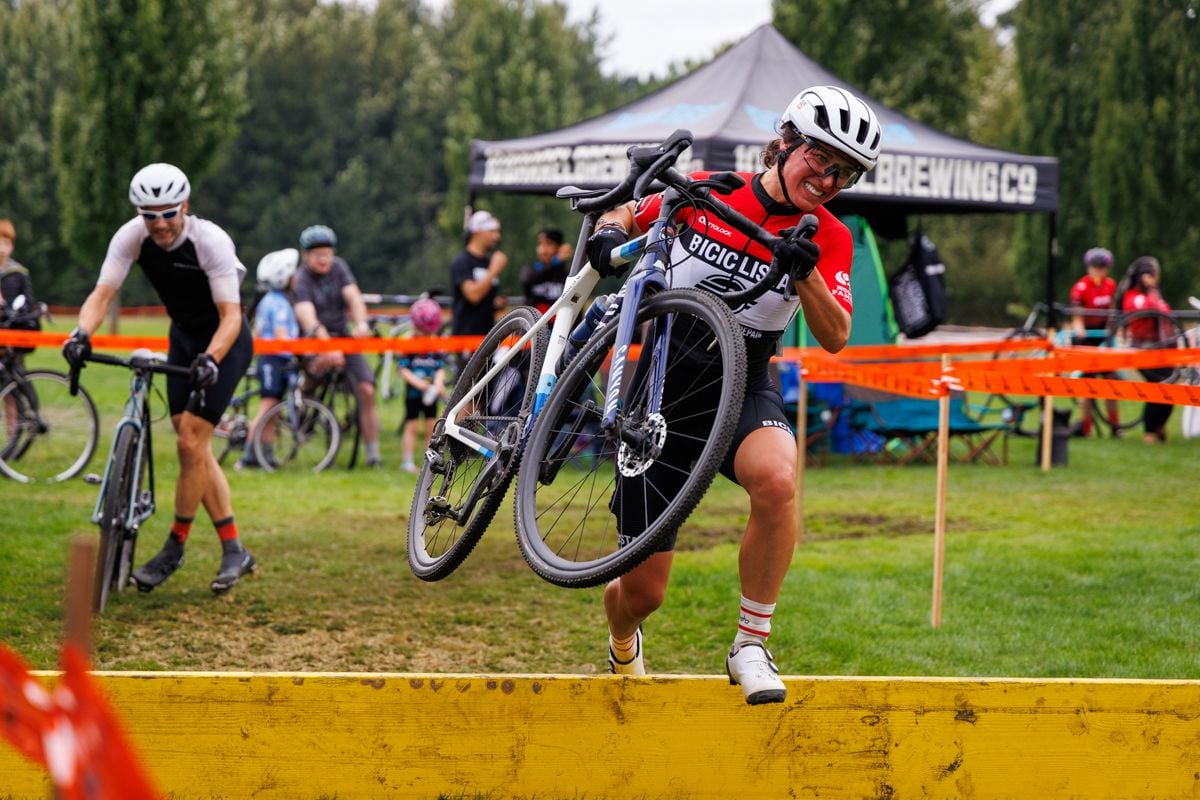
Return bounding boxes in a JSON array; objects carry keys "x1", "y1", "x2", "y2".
[{"x1": 449, "y1": 209, "x2": 508, "y2": 336}]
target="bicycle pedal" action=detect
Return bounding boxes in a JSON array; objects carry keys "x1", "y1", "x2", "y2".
[{"x1": 82, "y1": 472, "x2": 102, "y2": 485}]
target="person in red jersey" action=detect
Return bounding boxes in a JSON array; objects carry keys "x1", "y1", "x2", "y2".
[
  {"x1": 1069, "y1": 247, "x2": 1120, "y2": 435},
  {"x1": 586, "y1": 86, "x2": 881, "y2": 705},
  {"x1": 1120, "y1": 256, "x2": 1174, "y2": 444}
]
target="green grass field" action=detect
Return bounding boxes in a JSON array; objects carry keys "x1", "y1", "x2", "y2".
[{"x1": 1, "y1": 316, "x2": 1197, "y2": 678}]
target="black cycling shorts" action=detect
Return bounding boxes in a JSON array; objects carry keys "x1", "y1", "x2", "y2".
[
  {"x1": 256, "y1": 354, "x2": 291, "y2": 399},
  {"x1": 611, "y1": 364, "x2": 792, "y2": 554},
  {"x1": 167, "y1": 320, "x2": 254, "y2": 426},
  {"x1": 403, "y1": 395, "x2": 438, "y2": 422}
]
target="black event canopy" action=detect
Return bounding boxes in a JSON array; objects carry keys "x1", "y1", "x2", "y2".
[{"x1": 468, "y1": 24, "x2": 1059, "y2": 222}]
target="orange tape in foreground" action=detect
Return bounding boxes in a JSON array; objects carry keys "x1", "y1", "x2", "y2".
[{"x1": 0, "y1": 330, "x2": 485, "y2": 355}]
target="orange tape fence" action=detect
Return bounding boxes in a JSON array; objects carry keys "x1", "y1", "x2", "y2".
[{"x1": 4, "y1": 329, "x2": 1199, "y2": 407}]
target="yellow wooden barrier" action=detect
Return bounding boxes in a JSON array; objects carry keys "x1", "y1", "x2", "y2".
[{"x1": 3, "y1": 673, "x2": 1200, "y2": 799}]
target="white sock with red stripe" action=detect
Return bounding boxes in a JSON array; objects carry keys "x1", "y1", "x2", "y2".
[{"x1": 734, "y1": 595, "x2": 775, "y2": 647}]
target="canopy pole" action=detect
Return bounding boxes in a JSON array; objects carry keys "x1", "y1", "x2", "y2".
[{"x1": 1045, "y1": 212, "x2": 1058, "y2": 329}]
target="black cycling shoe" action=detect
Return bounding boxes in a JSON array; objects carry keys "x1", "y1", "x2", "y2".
[
  {"x1": 211, "y1": 540, "x2": 257, "y2": 594},
  {"x1": 131, "y1": 535, "x2": 185, "y2": 592}
]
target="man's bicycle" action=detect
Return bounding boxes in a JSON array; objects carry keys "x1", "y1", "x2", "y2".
[
  {"x1": 68, "y1": 349, "x2": 196, "y2": 613},
  {"x1": 0, "y1": 299, "x2": 99, "y2": 483},
  {"x1": 408, "y1": 129, "x2": 813, "y2": 588}
]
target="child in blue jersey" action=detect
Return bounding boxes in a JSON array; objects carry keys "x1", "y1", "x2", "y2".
[
  {"x1": 238, "y1": 249, "x2": 301, "y2": 469},
  {"x1": 398, "y1": 297, "x2": 447, "y2": 473}
]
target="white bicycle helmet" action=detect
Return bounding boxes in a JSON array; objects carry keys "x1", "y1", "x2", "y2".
[
  {"x1": 128, "y1": 163, "x2": 191, "y2": 207},
  {"x1": 257, "y1": 248, "x2": 299, "y2": 290},
  {"x1": 781, "y1": 86, "x2": 882, "y2": 171}
]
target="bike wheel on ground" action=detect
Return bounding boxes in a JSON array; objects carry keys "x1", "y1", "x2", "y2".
[
  {"x1": 1095, "y1": 309, "x2": 1186, "y2": 434},
  {"x1": 95, "y1": 424, "x2": 145, "y2": 613},
  {"x1": 408, "y1": 306, "x2": 547, "y2": 582},
  {"x1": 515, "y1": 288, "x2": 746, "y2": 589},
  {"x1": 0, "y1": 370, "x2": 99, "y2": 484},
  {"x1": 254, "y1": 397, "x2": 340, "y2": 473}
]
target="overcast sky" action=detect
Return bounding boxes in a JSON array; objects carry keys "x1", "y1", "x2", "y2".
[{"x1": 422, "y1": 0, "x2": 1018, "y2": 80}]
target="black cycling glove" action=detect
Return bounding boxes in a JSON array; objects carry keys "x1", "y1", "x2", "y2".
[
  {"x1": 586, "y1": 226, "x2": 630, "y2": 279},
  {"x1": 190, "y1": 353, "x2": 220, "y2": 390},
  {"x1": 773, "y1": 227, "x2": 821, "y2": 282},
  {"x1": 61, "y1": 329, "x2": 92, "y2": 369}
]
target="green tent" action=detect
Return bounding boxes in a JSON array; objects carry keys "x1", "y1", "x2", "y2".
[{"x1": 788, "y1": 214, "x2": 898, "y2": 349}]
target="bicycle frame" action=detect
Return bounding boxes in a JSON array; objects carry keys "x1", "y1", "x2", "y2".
[{"x1": 91, "y1": 358, "x2": 157, "y2": 532}]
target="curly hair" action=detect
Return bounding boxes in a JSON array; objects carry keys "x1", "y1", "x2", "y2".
[{"x1": 761, "y1": 123, "x2": 804, "y2": 169}]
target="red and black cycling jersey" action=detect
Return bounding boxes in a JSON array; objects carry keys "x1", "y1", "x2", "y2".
[
  {"x1": 1069, "y1": 275, "x2": 1117, "y2": 332},
  {"x1": 632, "y1": 171, "x2": 853, "y2": 369}
]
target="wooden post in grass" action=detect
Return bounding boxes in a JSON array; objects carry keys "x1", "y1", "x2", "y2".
[
  {"x1": 1040, "y1": 328, "x2": 1057, "y2": 472},
  {"x1": 932, "y1": 355, "x2": 950, "y2": 628},
  {"x1": 795, "y1": 364, "x2": 807, "y2": 544},
  {"x1": 66, "y1": 535, "x2": 98, "y2": 656}
]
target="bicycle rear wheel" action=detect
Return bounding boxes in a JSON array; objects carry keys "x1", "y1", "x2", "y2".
[
  {"x1": 328, "y1": 373, "x2": 361, "y2": 469},
  {"x1": 515, "y1": 288, "x2": 745, "y2": 588},
  {"x1": 408, "y1": 306, "x2": 546, "y2": 581},
  {"x1": 1095, "y1": 309, "x2": 1186, "y2": 434},
  {"x1": 255, "y1": 397, "x2": 340, "y2": 473},
  {"x1": 0, "y1": 370, "x2": 99, "y2": 483},
  {"x1": 95, "y1": 425, "x2": 138, "y2": 613}
]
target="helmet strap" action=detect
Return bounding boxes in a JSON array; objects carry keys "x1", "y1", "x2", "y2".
[{"x1": 775, "y1": 146, "x2": 800, "y2": 209}]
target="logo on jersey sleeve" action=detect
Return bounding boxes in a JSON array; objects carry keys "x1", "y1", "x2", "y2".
[{"x1": 831, "y1": 269, "x2": 853, "y2": 305}]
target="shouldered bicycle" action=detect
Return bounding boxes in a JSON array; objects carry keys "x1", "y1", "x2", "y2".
[{"x1": 408, "y1": 129, "x2": 815, "y2": 588}]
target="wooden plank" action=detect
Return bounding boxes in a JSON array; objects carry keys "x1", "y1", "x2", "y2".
[{"x1": 2, "y1": 673, "x2": 1199, "y2": 799}]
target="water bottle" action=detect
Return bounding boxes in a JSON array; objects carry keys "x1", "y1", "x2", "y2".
[{"x1": 558, "y1": 294, "x2": 616, "y2": 372}]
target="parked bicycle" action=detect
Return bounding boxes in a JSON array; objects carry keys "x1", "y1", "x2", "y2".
[
  {"x1": 303, "y1": 361, "x2": 361, "y2": 469},
  {"x1": 0, "y1": 299, "x2": 98, "y2": 483},
  {"x1": 408, "y1": 129, "x2": 813, "y2": 588},
  {"x1": 213, "y1": 359, "x2": 340, "y2": 473},
  {"x1": 212, "y1": 367, "x2": 258, "y2": 466},
  {"x1": 68, "y1": 349, "x2": 195, "y2": 613},
  {"x1": 251, "y1": 359, "x2": 341, "y2": 473}
]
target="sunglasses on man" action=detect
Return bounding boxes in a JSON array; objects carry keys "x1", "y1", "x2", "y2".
[{"x1": 138, "y1": 204, "x2": 184, "y2": 222}]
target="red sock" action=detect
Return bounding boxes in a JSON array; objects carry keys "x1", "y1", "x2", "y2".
[
  {"x1": 214, "y1": 516, "x2": 239, "y2": 542},
  {"x1": 170, "y1": 515, "x2": 194, "y2": 544}
]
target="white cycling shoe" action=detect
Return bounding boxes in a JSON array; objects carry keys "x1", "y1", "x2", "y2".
[
  {"x1": 608, "y1": 628, "x2": 645, "y2": 675},
  {"x1": 726, "y1": 642, "x2": 786, "y2": 705}
]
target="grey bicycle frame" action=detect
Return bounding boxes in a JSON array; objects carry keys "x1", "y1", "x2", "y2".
[{"x1": 90, "y1": 351, "x2": 160, "y2": 532}]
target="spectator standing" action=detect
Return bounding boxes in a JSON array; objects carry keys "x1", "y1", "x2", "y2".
[
  {"x1": 1120, "y1": 256, "x2": 1174, "y2": 444},
  {"x1": 1069, "y1": 246, "x2": 1120, "y2": 435},
  {"x1": 61, "y1": 163, "x2": 257, "y2": 594},
  {"x1": 397, "y1": 297, "x2": 447, "y2": 473},
  {"x1": 0, "y1": 219, "x2": 40, "y2": 348},
  {"x1": 520, "y1": 227, "x2": 572, "y2": 313},
  {"x1": 450, "y1": 210, "x2": 507, "y2": 336},
  {"x1": 237, "y1": 249, "x2": 300, "y2": 470},
  {"x1": 292, "y1": 225, "x2": 384, "y2": 467}
]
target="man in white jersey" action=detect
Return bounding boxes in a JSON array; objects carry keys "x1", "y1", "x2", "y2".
[{"x1": 62, "y1": 163, "x2": 257, "y2": 595}]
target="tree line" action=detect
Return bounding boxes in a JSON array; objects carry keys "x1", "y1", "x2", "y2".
[{"x1": 1, "y1": 0, "x2": 1197, "y2": 324}]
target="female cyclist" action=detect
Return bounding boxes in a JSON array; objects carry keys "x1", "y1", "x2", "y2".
[{"x1": 585, "y1": 85, "x2": 882, "y2": 704}]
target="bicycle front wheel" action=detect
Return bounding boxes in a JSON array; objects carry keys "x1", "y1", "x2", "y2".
[
  {"x1": 408, "y1": 306, "x2": 547, "y2": 581},
  {"x1": 255, "y1": 397, "x2": 341, "y2": 473},
  {"x1": 0, "y1": 370, "x2": 99, "y2": 483},
  {"x1": 95, "y1": 425, "x2": 138, "y2": 613},
  {"x1": 515, "y1": 288, "x2": 745, "y2": 588}
]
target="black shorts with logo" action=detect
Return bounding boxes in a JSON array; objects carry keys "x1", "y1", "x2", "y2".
[
  {"x1": 611, "y1": 357, "x2": 791, "y2": 554},
  {"x1": 166, "y1": 319, "x2": 254, "y2": 426}
]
